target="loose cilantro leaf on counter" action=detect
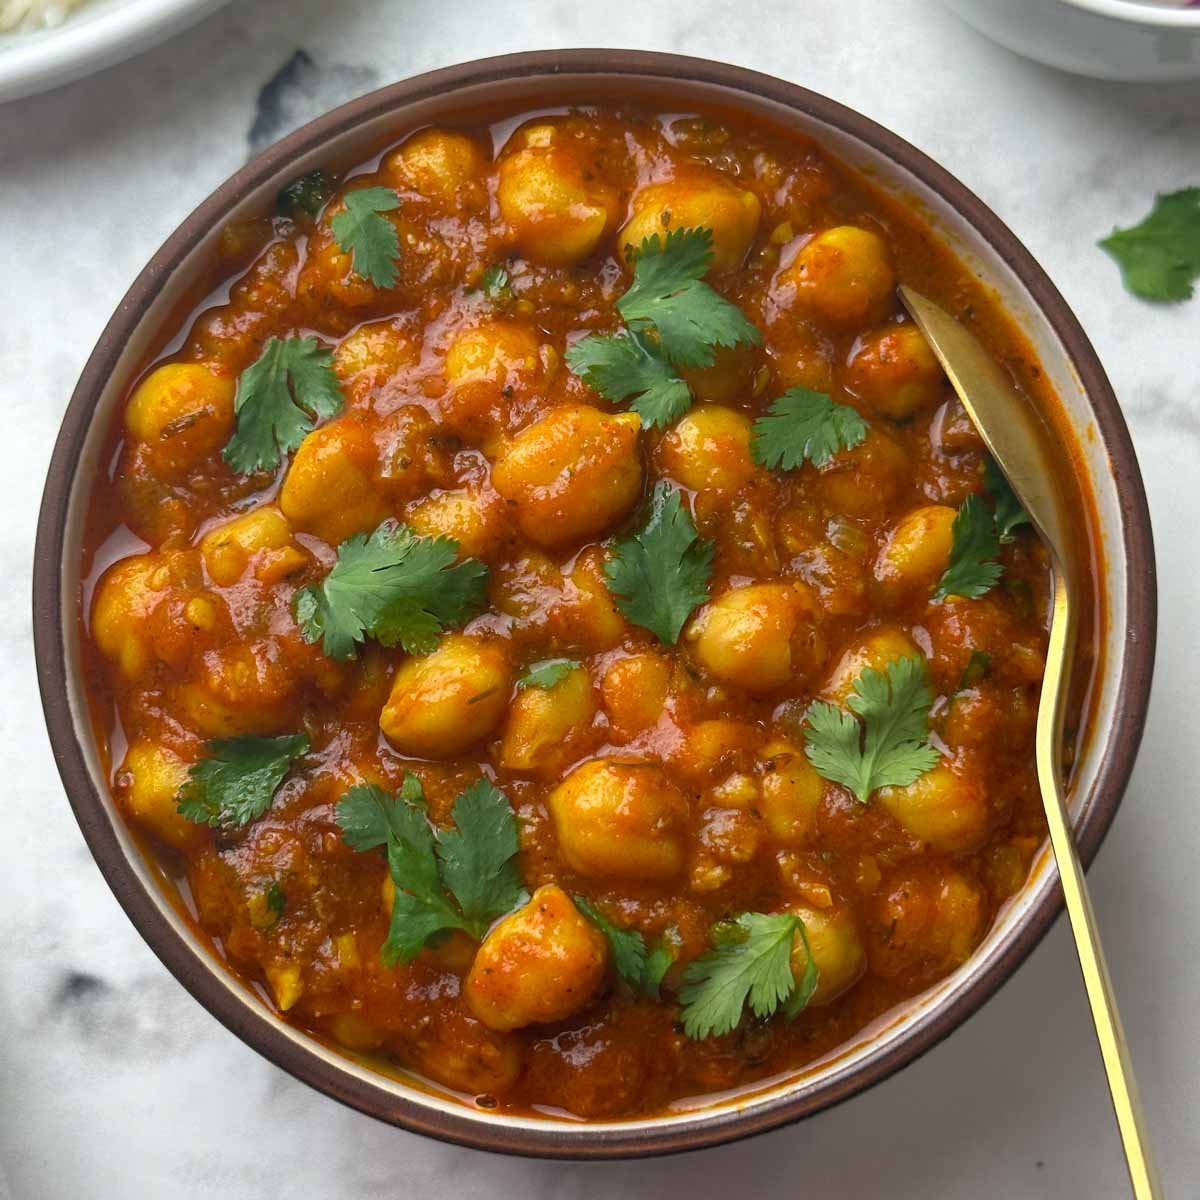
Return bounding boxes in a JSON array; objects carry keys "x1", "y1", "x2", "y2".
[
  {"x1": 435, "y1": 779, "x2": 527, "y2": 929},
  {"x1": 277, "y1": 168, "x2": 332, "y2": 219},
  {"x1": 934, "y1": 494, "x2": 1003, "y2": 600},
  {"x1": 751, "y1": 387, "x2": 868, "y2": 471},
  {"x1": 330, "y1": 186, "x2": 401, "y2": 288},
  {"x1": 984, "y1": 457, "x2": 1031, "y2": 543},
  {"x1": 516, "y1": 658, "x2": 581, "y2": 690},
  {"x1": 604, "y1": 482, "x2": 713, "y2": 645},
  {"x1": 294, "y1": 520, "x2": 489, "y2": 661},
  {"x1": 565, "y1": 329, "x2": 692, "y2": 429},
  {"x1": 575, "y1": 897, "x2": 675, "y2": 999},
  {"x1": 679, "y1": 912, "x2": 815, "y2": 1040},
  {"x1": 177, "y1": 734, "x2": 309, "y2": 828},
  {"x1": 802, "y1": 656, "x2": 940, "y2": 805},
  {"x1": 567, "y1": 226, "x2": 760, "y2": 426},
  {"x1": 336, "y1": 774, "x2": 524, "y2": 964},
  {"x1": 222, "y1": 336, "x2": 342, "y2": 474},
  {"x1": 1099, "y1": 187, "x2": 1200, "y2": 303}
]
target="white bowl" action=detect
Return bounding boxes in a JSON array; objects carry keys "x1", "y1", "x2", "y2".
[
  {"x1": 0, "y1": 0, "x2": 231, "y2": 103},
  {"x1": 943, "y1": 0, "x2": 1200, "y2": 81}
]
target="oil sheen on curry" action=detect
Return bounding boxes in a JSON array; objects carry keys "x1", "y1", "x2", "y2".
[{"x1": 81, "y1": 102, "x2": 1079, "y2": 1120}]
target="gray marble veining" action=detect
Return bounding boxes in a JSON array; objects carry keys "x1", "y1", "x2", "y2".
[{"x1": 1, "y1": 1, "x2": 1198, "y2": 1196}]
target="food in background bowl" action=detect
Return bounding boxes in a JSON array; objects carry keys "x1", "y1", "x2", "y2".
[{"x1": 78, "y1": 99, "x2": 1096, "y2": 1120}]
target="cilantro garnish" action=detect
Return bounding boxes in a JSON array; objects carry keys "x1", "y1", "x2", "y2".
[
  {"x1": 565, "y1": 329, "x2": 693, "y2": 429},
  {"x1": 265, "y1": 881, "x2": 287, "y2": 917},
  {"x1": 336, "y1": 774, "x2": 526, "y2": 964},
  {"x1": 330, "y1": 186, "x2": 401, "y2": 288},
  {"x1": 516, "y1": 658, "x2": 581, "y2": 690},
  {"x1": 751, "y1": 386, "x2": 869, "y2": 471},
  {"x1": 957, "y1": 649, "x2": 992, "y2": 692},
  {"x1": 934, "y1": 494, "x2": 1003, "y2": 601},
  {"x1": 983, "y1": 458, "x2": 1030, "y2": 543},
  {"x1": 478, "y1": 264, "x2": 512, "y2": 305},
  {"x1": 222, "y1": 336, "x2": 343, "y2": 475},
  {"x1": 566, "y1": 227, "x2": 761, "y2": 428},
  {"x1": 802, "y1": 656, "x2": 940, "y2": 805},
  {"x1": 574, "y1": 896, "x2": 674, "y2": 998},
  {"x1": 294, "y1": 520, "x2": 489, "y2": 661},
  {"x1": 277, "y1": 169, "x2": 332, "y2": 219},
  {"x1": 177, "y1": 734, "x2": 309, "y2": 828},
  {"x1": 678, "y1": 912, "x2": 817, "y2": 1040},
  {"x1": 1099, "y1": 187, "x2": 1200, "y2": 303},
  {"x1": 604, "y1": 482, "x2": 713, "y2": 645}
]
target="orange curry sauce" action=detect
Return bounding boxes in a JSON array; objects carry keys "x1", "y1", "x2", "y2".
[{"x1": 79, "y1": 101, "x2": 1098, "y2": 1119}]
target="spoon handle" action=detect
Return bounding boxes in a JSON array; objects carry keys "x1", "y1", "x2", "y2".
[{"x1": 1040, "y1": 572, "x2": 1162, "y2": 1198}]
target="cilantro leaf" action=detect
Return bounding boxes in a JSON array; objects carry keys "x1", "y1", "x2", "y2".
[
  {"x1": 678, "y1": 912, "x2": 811, "y2": 1040},
  {"x1": 517, "y1": 658, "x2": 581, "y2": 690},
  {"x1": 803, "y1": 656, "x2": 940, "y2": 805},
  {"x1": 574, "y1": 897, "x2": 674, "y2": 998},
  {"x1": 336, "y1": 775, "x2": 524, "y2": 964},
  {"x1": 751, "y1": 387, "x2": 868, "y2": 470},
  {"x1": 983, "y1": 457, "x2": 1030, "y2": 543},
  {"x1": 619, "y1": 229, "x2": 761, "y2": 368},
  {"x1": 265, "y1": 881, "x2": 287, "y2": 917},
  {"x1": 177, "y1": 734, "x2": 309, "y2": 828},
  {"x1": 294, "y1": 520, "x2": 489, "y2": 660},
  {"x1": 277, "y1": 169, "x2": 332, "y2": 219},
  {"x1": 781, "y1": 920, "x2": 819, "y2": 1019},
  {"x1": 222, "y1": 336, "x2": 343, "y2": 475},
  {"x1": 604, "y1": 482, "x2": 713, "y2": 645},
  {"x1": 479, "y1": 264, "x2": 512, "y2": 305},
  {"x1": 434, "y1": 779, "x2": 526, "y2": 929},
  {"x1": 934, "y1": 494, "x2": 1003, "y2": 600},
  {"x1": 643, "y1": 941, "x2": 676, "y2": 998},
  {"x1": 957, "y1": 648, "x2": 992, "y2": 692},
  {"x1": 330, "y1": 186, "x2": 401, "y2": 288},
  {"x1": 564, "y1": 330, "x2": 692, "y2": 429},
  {"x1": 1099, "y1": 187, "x2": 1200, "y2": 303}
]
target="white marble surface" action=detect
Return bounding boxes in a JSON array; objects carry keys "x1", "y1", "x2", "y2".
[{"x1": 1, "y1": 2, "x2": 1197, "y2": 1196}]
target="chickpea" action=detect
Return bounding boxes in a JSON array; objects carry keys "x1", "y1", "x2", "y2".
[
  {"x1": 491, "y1": 406, "x2": 642, "y2": 547},
  {"x1": 200, "y1": 505, "x2": 306, "y2": 587},
  {"x1": 779, "y1": 226, "x2": 895, "y2": 326},
  {"x1": 876, "y1": 760, "x2": 988, "y2": 853},
  {"x1": 759, "y1": 739, "x2": 824, "y2": 846},
  {"x1": 406, "y1": 487, "x2": 509, "y2": 561},
  {"x1": 846, "y1": 323, "x2": 944, "y2": 418},
  {"x1": 178, "y1": 642, "x2": 299, "y2": 736},
  {"x1": 499, "y1": 665, "x2": 595, "y2": 772},
  {"x1": 548, "y1": 759, "x2": 689, "y2": 880},
  {"x1": 617, "y1": 170, "x2": 761, "y2": 273},
  {"x1": 379, "y1": 634, "x2": 512, "y2": 758},
  {"x1": 442, "y1": 320, "x2": 545, "y2": 441},
  {"x1": 550, "y1": 549, "x2": 629, "y2": 651},
  {"x1": 116, "y1": 740, "x2": 203, "y2": 852},
  {"x1": 278, "y1": 419, "x2": 390, "y2": 547},
  {"x1": 873, "y1": 505, "x2": 957, "y2": 600},
  {"x1": 601, "y1": 652, "x2": 671, "y2": 740},
  {"x1": 657, "y1": 405, "x2": 756, "y2": 496},
  {"x1": 383, "y1": 128, "x2": 487, "y2": 207},
  {"x1": 374, "y1": 404, "x2": 451, "y2": 503},
  {"x1": 674, "y1": 719, "x2": 761, "y2": 782},
  {"x1": 823, "y1": 627, "x2": 922, "y2": 704},
  {"x1": 333, "y1": 320, "x2": 419, "y2": 399},
  {"x1": 91, "y1": 555, "x2": 167, "y2": 679},
  {"x1": 497, "y1": 124, "x2": 618, "y2": 265},
  {"x1": 787, "y1": 902, "x2": 867, "y2": 1006},
  {"x1": 818, "y1": 428, "x2": 909, "y2": 519},
  {"x1": 686, "y1": 582, "x2": 823, "y2": 694},
  {"x1": 124, "y1": 362, "x2": 235, "y2": 480},
  {"x1": 408, "y1": 999, "x2": 522, "y2": 1095},
  {"x1": 465, "y1": 885, "x2": 608, "y2": 1031},
  {"x1": 871, "y1": 864, "x2": 985, "y2": 979}
]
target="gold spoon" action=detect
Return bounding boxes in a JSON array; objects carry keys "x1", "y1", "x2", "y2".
[{"x1": 900, "y1": 287, "x2": 1162, "y2": 1200}]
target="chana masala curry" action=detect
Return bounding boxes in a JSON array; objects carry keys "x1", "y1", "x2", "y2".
[{"x1": 81, "y1": 100, "x2": 1097, "y2": 1120}]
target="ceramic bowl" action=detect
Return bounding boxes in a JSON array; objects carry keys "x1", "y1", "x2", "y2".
[
  {"x1": 944, "y1": 0, "x2": 1200, "y2": 81},
  {"x1": 34, "y1": 50, "x2": 1156, "y2": 1158}
]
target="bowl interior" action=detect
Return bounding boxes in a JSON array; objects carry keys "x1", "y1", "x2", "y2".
[
  {"x1": 1063, "y1": 0, "x2": 1200, "y2": 27},
  {"x1": 38, "y1": 54, "x2": 1153, "y2": 1157}
]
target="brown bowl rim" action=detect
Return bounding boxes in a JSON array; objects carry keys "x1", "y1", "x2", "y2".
[{"x1": 33, "y1": 48, "x2": 1157, "y2": 1159}]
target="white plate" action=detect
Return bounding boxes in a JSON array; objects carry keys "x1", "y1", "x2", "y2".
[{"x1": 0, "y1": 0, "x2": 231, "y2": 103}]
